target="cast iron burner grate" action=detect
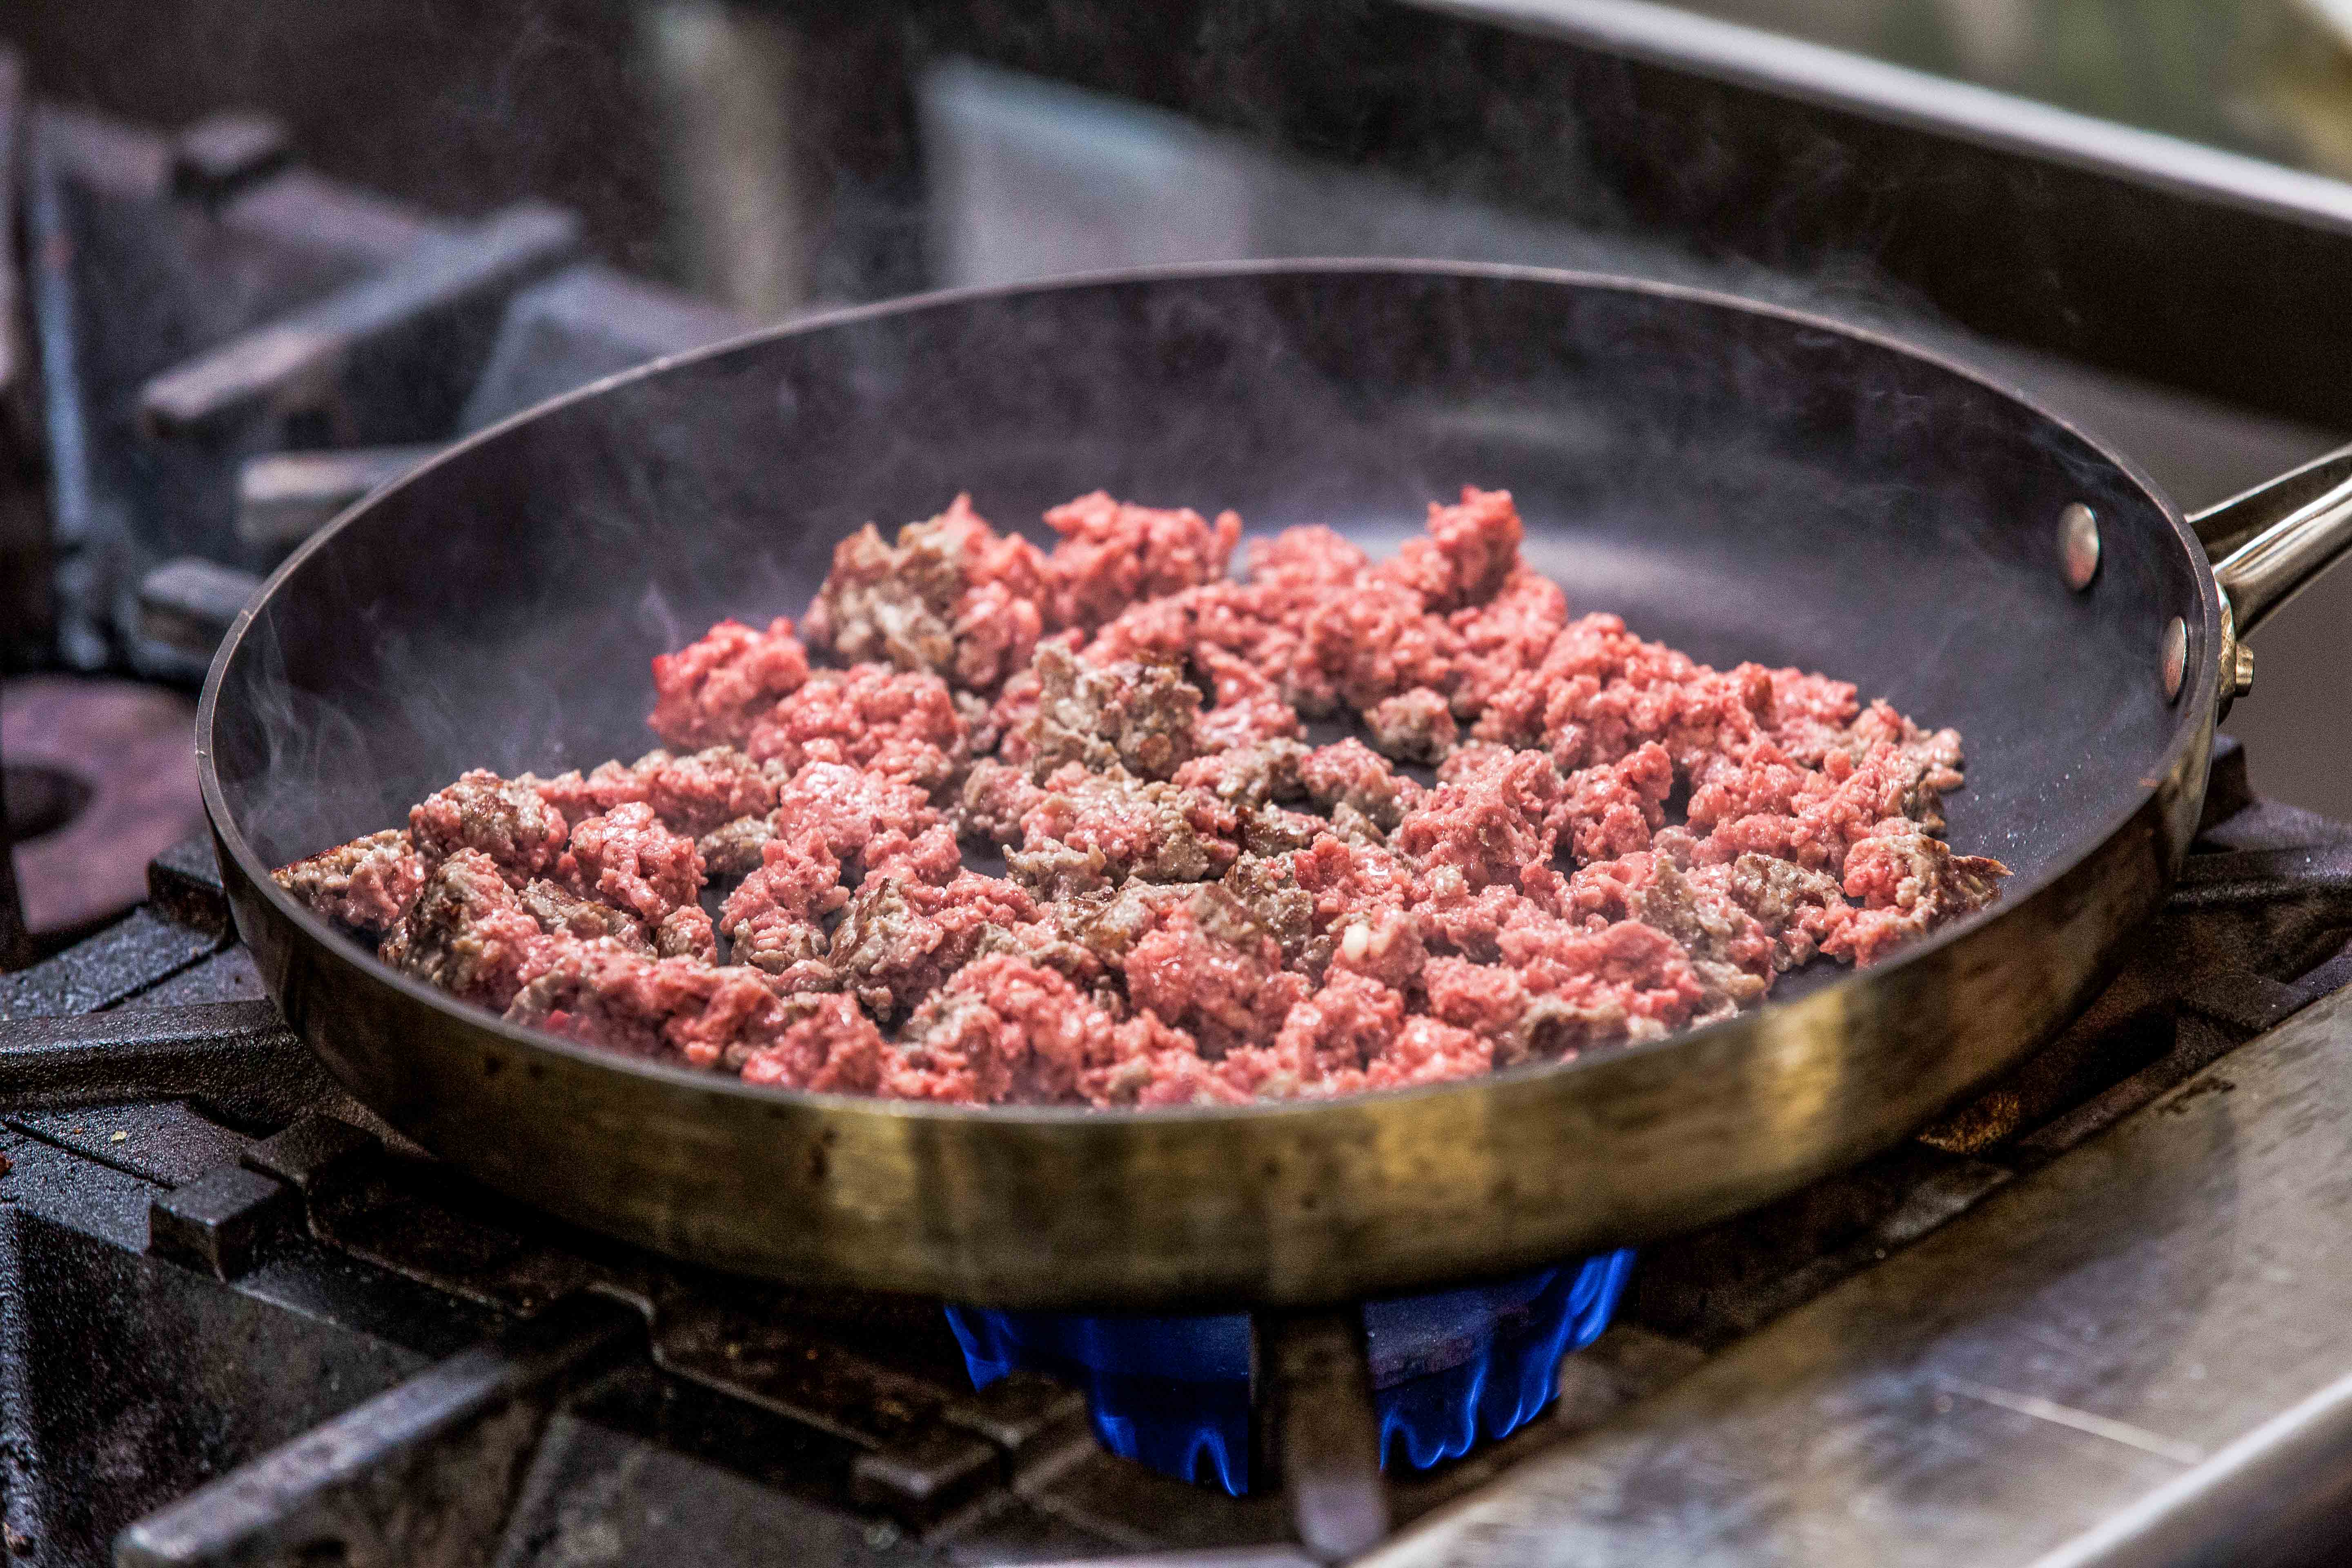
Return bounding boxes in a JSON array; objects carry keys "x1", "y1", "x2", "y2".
[{"x1": 1, "y1": 738, "x2": 2348, "y2": 1567}]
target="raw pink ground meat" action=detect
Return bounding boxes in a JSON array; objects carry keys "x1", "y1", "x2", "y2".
[
  {"x1": 1829, "y1": 823, "x2": 2008, "y2": 966},
  {"x1": 1379, "y1": 487, "x2": 1524, "y2": 612},
  {"x1": 1043, "y1": 491, "x2": 1242, "y2": 632},
  {"x1": 523, "y1": 759, "x2": 650, "y2": 823},
  {"x1": 1252, "y1": 524, "x2": 1369, "y2": 590},
  {"x1": 1501, "y1": 915, "x2": 1705, "y2": 1047},
  {"x1": 1291, "y1": 834, "x2": 1417, "y2": 935},
  {"x1": 641, "y1": 747, "x2": 779, "y2": 837},
  {"x1": 1465, "y1": 612, "x2": 1779, "y2": 773},
  {"x1": 1369, "y1": 1016, "x2": 1495, "y2": 1089},
  {"x1": 284, "y1": 483, "x2": 2006, "y2": 1106},
  {"x1": 739, "y1": 994, "x2": 887, "y2": 1093},
  {"x1": 1554, "y1": 744, "x2": 1675, "y2": 865},
  {"x1": 1124, "y1": 893, "x2": 1311, "y2": 1059},
  {"x1": 1195, "y1": 652, "x2": 1306, "y2": 749},
  {"x1": 720, "y1": 830, "x2": 844, "y2": 973},
  {"x1": 1091, "y1": 1010, "x2": 1241, "y2": 1108},
  {"x1": 1421, "y1": 957, "x2": 1541, "y2": 1065},
  {"x1": 649, "y1": 617, "x2": 811, "y2": 751},
  {"x1": 507, "y1": 943, "x2": 795, "y2": 1070},
  {"x1": 887, "y1": 954, "x2": 1117, "y2": 1103},
  {"x1": 559, "y1": 802, "x2": 704, "y2": 925},
  {"x1": 746, "y1": 663, "x2": 966, "y2": 791},
  {"x1": 1394, "y1": 746, "x2": 1560, "y2": 890},
  {"x1": 1768, "y1": 670, "x2": 1864, "y2": 762},
  {"x1": 1306, "y1": 576, "x2": 1461, "y2": 710},
  {"x1": 774, "y1": 761, "x2": 946, "y2": 868},
  {"x1": 1212, "y1": 970, "x2": 1408, "y2": 1100},
  {"x1": 1448, "y1": 570, "x2": 1570, "y2": 719}
]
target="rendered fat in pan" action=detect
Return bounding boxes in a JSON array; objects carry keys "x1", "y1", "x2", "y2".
[{"x1": 196, "y1": 263, "x2": 2352, "y2": 1309}]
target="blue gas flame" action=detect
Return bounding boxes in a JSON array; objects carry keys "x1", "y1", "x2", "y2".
[{"x1": 945, "y1": 1250, "x2": 1634, "y2": 1496}]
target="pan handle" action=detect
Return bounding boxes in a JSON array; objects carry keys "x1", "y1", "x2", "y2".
[{"x1": 2189, "y1": 440, "x2": 2352, "y2": 637}]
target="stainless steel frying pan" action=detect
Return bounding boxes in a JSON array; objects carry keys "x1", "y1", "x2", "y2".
[{"x1": 198, "y1": 262, "x2": 2352, "y2": 1309}]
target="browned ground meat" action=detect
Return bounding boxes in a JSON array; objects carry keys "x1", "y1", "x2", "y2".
[
  {"x1": 802, "y1": 493, "x2": 1049, "y2": 692},
  {"x1": 697, "y1": 814, "x2": 777, "y2": 880},
  {"x1": 655, "y1": 904, "x2": 720, "y2": 962},
  {"x1": 828, "y1": 847, "x2": 1038, "y2": 1022},
  {"x1": 1365, "y1": 687, "x2": 1457, "y2": 763},
  {"x1": 378, "y1": 851, "x2": 555, "y2": 1011},
  {"x1": 1005, "y1": 768, "x2": 1241, "y2": 896},
  {"x1": 1021, "y1": 644, "x2": 1203, "y2": 782},
  {"x1": 1298, "y1": 740, "x2": 1422, "y2": 831},
  {"x1": 521, "y1": 878, "x2": 653, "y2": 952},
  {"x1": 273, "y1": 829, "x2": 424, "y2": 931},
  {"x1": 282, "y1": 485, "x2": 2005, "y2": 1105},
  {"x1": 1172, "y1": 738, "x2": 1307, "y2": 810},
  {"x1": 409, "y1": 771, "x2": 568, "y2": 888}
]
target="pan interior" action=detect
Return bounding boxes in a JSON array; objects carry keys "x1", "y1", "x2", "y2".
[{"x1": 210, "y1": 268, "x2": 2203, "y2": 998}]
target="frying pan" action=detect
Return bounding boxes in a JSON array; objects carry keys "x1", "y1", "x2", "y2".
[{"x1": 198, "y1": 263, "x2": 2352, "y2": 1310}]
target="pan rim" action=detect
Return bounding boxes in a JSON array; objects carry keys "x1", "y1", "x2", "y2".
[{"x1": 197, "y1": 256, "x2": 2223, "y2": 1129}]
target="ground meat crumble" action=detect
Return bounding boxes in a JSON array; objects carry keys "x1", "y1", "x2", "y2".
[{"x1": 279, "y1": 484, "x2": 2006, "y2": 1105}]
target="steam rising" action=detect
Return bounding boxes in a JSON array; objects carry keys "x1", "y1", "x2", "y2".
[
  {"x1": 206, "y1": 46, "x2": 2203, "y2": 880},
  {"x1": 213, "y1": 263, "x2": 2197, "y2": 916}
]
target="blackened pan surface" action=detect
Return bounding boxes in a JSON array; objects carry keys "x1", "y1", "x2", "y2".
[{"x1": 201, "y1": 264, "x2": 2218, "y2": 1307}]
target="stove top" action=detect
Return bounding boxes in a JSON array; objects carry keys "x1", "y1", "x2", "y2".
[
  {"x1": 8, "y1": 16, "x2": 2352, "y2": 1564},
  {"x1": 2, "y1": 737, "x2": 2348, "y2": 1568}
]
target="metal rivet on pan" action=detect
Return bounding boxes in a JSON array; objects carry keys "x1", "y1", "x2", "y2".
[
  {"x1": 2160, "y1": 616, "x2": 2188, "y2": 702},
  {"x1": 2058, "y1": 503, "x2": 2100, "y2": 591}
]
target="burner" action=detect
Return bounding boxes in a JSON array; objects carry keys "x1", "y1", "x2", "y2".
[
  {"x1": 1, "y1": 759, "x2": 91, "y2": 842},
  {"x1": 946, "y1": 1252, "x2": 1633, "y2": 1493},
  {"x1": 0, "y1": 676, "x2": 203, "y2": 939}
]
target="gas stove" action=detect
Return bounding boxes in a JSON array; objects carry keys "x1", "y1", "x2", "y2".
[
  {"x1": 10, "y1": 4, "x2": 2352, "y2": 1564},
  {"x1": 0, "y1": 739, "x2": 2345, "y2": 1567}
]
